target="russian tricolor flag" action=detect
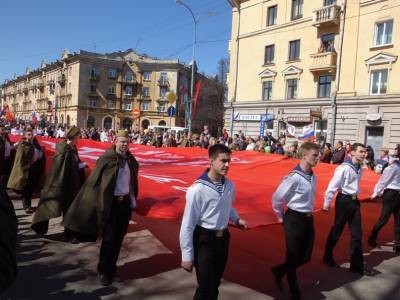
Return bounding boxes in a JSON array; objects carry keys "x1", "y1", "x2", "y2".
[{"x1": 298, "y1": 124, "x2": 316, "y2": 141}]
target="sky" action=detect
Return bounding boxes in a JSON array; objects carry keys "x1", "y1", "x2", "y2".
[{"x1": 0, "y1": 0, "x2": 232, "y2": 83}]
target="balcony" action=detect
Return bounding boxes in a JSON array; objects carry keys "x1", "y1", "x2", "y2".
[
  {"x1": 312, "y1": 4, "x2": 341, "y2": 27},
  {"x1": 310, "y1": 51, "x2": 337, "y2": 73}
]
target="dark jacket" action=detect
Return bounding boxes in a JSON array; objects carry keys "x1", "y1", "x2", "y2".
[
  {"x1": 63, "y1": 147, "x2": 139, "y2": 237},
  {"x1": 320, "y1": 149, "x2": 333, "y2": 163},
  {"x1": 31, "y1": 141, "x2": 82, "y2": 235},
  {"x1": 0, "y1": 197, "x2": 17, "y2": 293},
  {"x1": 331, "y1": 147, "x2": 345, "y2": 164}
]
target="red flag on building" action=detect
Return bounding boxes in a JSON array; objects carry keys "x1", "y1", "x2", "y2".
[{"x1": 192, "y1": 80, "x2": 202, "y2": 119}]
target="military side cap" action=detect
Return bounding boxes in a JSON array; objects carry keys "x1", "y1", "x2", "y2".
[
  {"x1": 116, "y1": 130, "x2": 129, "y2": 138},
  {"x1": 66, "y1": 126, "x2": 80, "y2": 139}
]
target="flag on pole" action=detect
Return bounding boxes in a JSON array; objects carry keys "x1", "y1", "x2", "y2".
[
  {"x1": 192, "y1": 80, "x2": 202, "y2": 118},
  {"x1": 298, "y1": 124, "x2": 316, "y2": 141}
]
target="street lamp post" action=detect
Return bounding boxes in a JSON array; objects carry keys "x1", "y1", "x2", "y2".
[{"x1": 176, "y1": 0, "x2": 198, "y2": 135}]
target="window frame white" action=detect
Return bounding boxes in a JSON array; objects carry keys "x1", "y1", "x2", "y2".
[{"x1": 369, "y1": 69, "x2": 388, "y2": 95}]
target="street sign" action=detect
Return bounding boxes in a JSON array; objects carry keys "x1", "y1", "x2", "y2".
[
  {"x1": 132, "y1": 108, "x2": 141, "y2": 119},
  {"x1": 167, "y1": 106, "x2": 176, "y2": 117},
  {"x1": 167, "y1": 91, "x2": 177, "y2": 104}
]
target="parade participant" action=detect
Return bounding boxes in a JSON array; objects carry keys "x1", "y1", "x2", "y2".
[
  {"x1": 63, "y1": 130, "x2": 139, "y2": 286},
  {"x1": 368, "y1": 156, "x2": 400, "y2": 253},
  {"x1": 271, "y1": 142, "x2": 320, "y2": 300},
  {"x1": 179, "y1": 144, "x2": 248, "y2": 300},
  {"x1": 323, "y1": 143, "x2": 370, "y2": 274},
  {"x1": 7, "y1": 128, "x2": 45, "y2": 214},
  {"x1": 31, "y1": 126, "x2": 86, "y2": 242},
  {"x1": 0, "y1": 196, "x2": 18, "y2": 294},
  {"x1": 0, "y1": 125, "x2": 15, "y2": 197}
]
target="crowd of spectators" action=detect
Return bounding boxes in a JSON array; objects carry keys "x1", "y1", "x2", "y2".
[{"x1": 2, "y1": 120, "x2": 400, "y2": 172}]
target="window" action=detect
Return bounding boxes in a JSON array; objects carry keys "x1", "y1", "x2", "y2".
[
  {"x1": 89, "y1": 99, "x2": 97, "y2": 107},
  {"x1": 90, "y1": 83, "x2": 96, "y2": 92},
  {"x1": 143, "y1": 87, "x2": 150, "y2": 97},
  {"x1": 143, "y1": 71, "x2": 151, "y2": 81},
  {"x1": 375, "y1": 20, "x2": 393, "y2": 46},
  {"x1": 159, "y1": 72, "x2": 168, "y2": 85},
  {"x1": 125, "y1": 85, "x2": 133, "y2": 96},
  {"x1": 286, "y1": 79, "x2": 298, "y2": 99},
  {"x1": 91, "y1": 67, "x2": 99, "y2": 77},
  {"x1": 291, "y1": 0, "x2": 303, "y2": 20},
  {"x1": 123, "y1": 101, "x2": 132, "y2": 111},
  {"x1": 108, "y1": 68, "x2": 117, "y2": 79},
  {"x1": 125, "y1": 70, "x2": 134, "y2": 81},
  {"x1": 315, "y1": 120, "x2": 327, "y2": 142},
  {"x1": 108, "y1": 85, "x2": 115, "y2": 94},
  {"x1": 107, "y1": 100, "x2": 116, "y2": 109},
  {"x1": 324, "y1": 0, "x2": 336, "y2": 5},
  {"x1": 320, "y1": 34, "x2": 335, "y2": 52},
  {"x1": 264, "y1": 45, "x2": 275, "y2": 64},
  {"x1": 160, "y1": 87, "x2": 168, "y2": 98},
  {"x1": 87, "y1": 116, "x2": 95, "y2": 128},
  {"x1": 141, "y1": 101, "x2": 150, "y2": 111},
  {"x1": 158, "y1": 103, "x2": 166, "y2": 112},
  {"x1": 370, "y1": 69, "x2": 388, "y2": 95},
  {"x1": 318, "y1": 75, "x2": 332, "y2": 98},
  {"x1": 267, "y1": 5, "x2": 277, "y2": 26},
  {"x1": 289, "y1": 40, "x2": 301, "y2": 61},
  {"x1": 262, "y1": 81, "x2": 272, "y2": 100}
]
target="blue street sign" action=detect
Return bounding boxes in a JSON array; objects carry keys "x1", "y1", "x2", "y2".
[{"x1": 167, "y1": 106, "x2": 176, "y2": 117}]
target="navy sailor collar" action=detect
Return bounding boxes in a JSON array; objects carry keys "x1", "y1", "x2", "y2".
[
  {"x1": 342, "y1": 159, "x2": 361, "y2": 173},
  {"x1": 198, "y1": 169, "x2": 226, "y2": 185},
  {"x1": 291, "y1": 164, "x2": 314, "y2": 183}
]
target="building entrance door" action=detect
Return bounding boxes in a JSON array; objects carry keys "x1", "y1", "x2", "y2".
[{"x1": 365, "y1": 127, "x2": 384, "y2": 160}]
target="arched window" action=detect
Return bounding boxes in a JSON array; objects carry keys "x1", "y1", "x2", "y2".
[
  {"x1": 141, "y1": 119, "x2": 150, "y2": 130},
  {"x1": 103, "y1": 117, "x2": 112, "y2": 130},
  {"x1": 122, "y1": 118, "x2": 133, "y2": 130},
  {"x1": 158, "y1": 120, "x2": 166, "y2": 126}
]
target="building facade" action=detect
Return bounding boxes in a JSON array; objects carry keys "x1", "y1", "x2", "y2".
[
  {"x1": 1, "y1": 49, "x2": 194, "y2": 131},
  {"x1": 226, "y1": 0, "x2": 400, "y2": 155}
]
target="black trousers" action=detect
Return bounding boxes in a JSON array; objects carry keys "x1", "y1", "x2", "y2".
[
  {"x1": 22, "y1": 171, "x2": 34, "y2": 209},
  {"x1": 193, "y1": 225, "x2": 230, "y2": 300},
  {"x1": 324, "y1": 193, "x2": 364, "y2": 272},
  {"x1": 273, "y1": 208, "x2": 315, "y2": 299},
  {"x1": 98, "y1": 198, "x2": 131, "y2": 276},
  {"x1": 369, "y1": 189, "x2": 400, "y2": 250}
]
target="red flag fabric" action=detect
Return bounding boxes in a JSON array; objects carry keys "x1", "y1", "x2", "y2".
[
  {"x1": 192, "y1": 80, "x2": 202, "y2": 118},
  {"x1": 9, "y1": 135, "x2": 379, "y2": 228}
]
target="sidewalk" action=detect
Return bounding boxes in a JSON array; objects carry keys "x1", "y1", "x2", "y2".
[{"x1": 2, "y1": 197, "x2": 399, "y2": 300}]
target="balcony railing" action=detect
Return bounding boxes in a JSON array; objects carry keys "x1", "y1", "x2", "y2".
[
  {"x1": 310, "y1": 51, "x2": 337, "y2": 72},
  {"x1": 158, "y1": 79, "x2": 169, "y2": 86},
  {"x1": 312, "y1": 4, "x2": 341, "y2": 27}
]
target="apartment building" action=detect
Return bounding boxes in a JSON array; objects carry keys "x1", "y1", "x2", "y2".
[
  {"x1": 226, "y1": 0, "x2": 400, "y2": 155},
  {"x1": 1, "y1": 49, "x2": 193, "y2": 130}
]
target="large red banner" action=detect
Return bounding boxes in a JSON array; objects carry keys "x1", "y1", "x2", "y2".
[{"x1": 10, "y1": 135, "x2": 379, "y2": 228}]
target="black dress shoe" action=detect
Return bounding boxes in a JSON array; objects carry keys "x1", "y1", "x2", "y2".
[
  {"x1": 271, "y1": 266, "x2": 284, "y2": 292},
  {"x1": 69, "y1": 237, "x2": 80, "y2": 244},
  {"x1": 323, "y1": 258, "x2": 340, "y2": 268},
  {"x1": 98, "y1": 273, "x2": 112, "y2": 286},
  {"x1": 368, "y1": 238, "x2": 378, "y2": 248}
]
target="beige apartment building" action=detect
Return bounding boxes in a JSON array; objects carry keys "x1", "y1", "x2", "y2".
[
  {"x1": 226, "y1": 0, "x2": 400, "y2": 155},
  {"x1": 1, "y1": 49, "x2": 194, "y2": 130}
]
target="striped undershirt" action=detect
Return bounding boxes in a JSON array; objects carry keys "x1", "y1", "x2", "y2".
[{"x1": 213, "y1": 181, "x2": 224, "y2": 194}]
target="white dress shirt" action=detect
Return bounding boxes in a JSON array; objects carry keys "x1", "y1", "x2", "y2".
[
  {"x1": 114, "y1": 161, "x2": 131, "y2": 196},
  {"x1": 272, "y1": 165, "x2": 317, "y2": 220},
  {"x1": 179, "y1": 174, "x2": 240, "y2": 262},
  {"x1": 323, "y1": 161, "x2": 363, "y2": 209},
  {"x1": 372, "y1": 161, "x2": 400, "y2": 198}
]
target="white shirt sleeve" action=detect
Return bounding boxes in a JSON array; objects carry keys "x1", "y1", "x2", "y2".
[
  {"x1": 229, "y1": 185, "x2": 240, "y2": 224},
  {"x1": 372, "y1": 166, "x2": 395, "y2": 198},
  {"x1": 179, "y1": 186, "x2": 201, "y2": 262},
  {"x1": 324, "y1": 166, "x2": 345, "y2": 209},
  {"x1": 272, "y1": 175, "x2": 296, "y2": 220}
]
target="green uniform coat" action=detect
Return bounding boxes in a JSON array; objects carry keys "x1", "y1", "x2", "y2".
[
  {"x1": 31, "y1": 141, "x2": 81, "y2": 234},
  {"x1": 63, "y1": 146, "x2": 139, "y2": 237},
  {"x1": 7, "y1": 141, "x2": 34, "y2": 191}
]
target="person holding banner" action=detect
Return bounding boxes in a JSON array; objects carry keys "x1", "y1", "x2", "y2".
[
  {"x1": 180, "y1": 144, "x2": 248, "y2": 300},
  {"x1": 271, "y1": 142, "x2": 320, "y2": 300},
  {"x1": 31, "y1": 126, "x2": 86, "y2": 242},
  {"x1": 63, "y1": 130, "x2": 139, "y2": 286},
  {"x1": 322, "y1": 143, "x2": 372, "y2": 275},
  {"x1": 7, "y1": 128, "x2": 45, "y2": 214}
]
